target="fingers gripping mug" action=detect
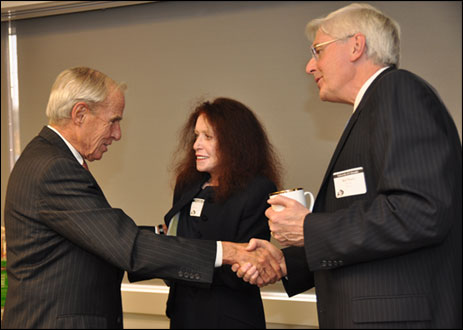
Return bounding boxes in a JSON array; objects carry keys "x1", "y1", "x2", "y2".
[{"x1": 269, "y1": 188, "x2": 314, "y2": 212}]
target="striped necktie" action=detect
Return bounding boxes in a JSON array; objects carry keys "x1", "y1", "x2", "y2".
[{"x1": 82, "y1": 160, "x2": 89, "y2": 171}]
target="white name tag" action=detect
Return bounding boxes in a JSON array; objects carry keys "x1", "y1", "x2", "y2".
[
  {"x1": 190, "y1": 198, "x2": 205, "y2": 217},
  {"x1": 333, "y1": 167, "x2": 367, "y2": 198}
]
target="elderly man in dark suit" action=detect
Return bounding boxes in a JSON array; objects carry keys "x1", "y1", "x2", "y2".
[
  {"x1": 236, "y1": 3, "x2": 462, "y2": 329},
  {"x1": 2, "y1": 67, "x2": 282, "y2": 329}
]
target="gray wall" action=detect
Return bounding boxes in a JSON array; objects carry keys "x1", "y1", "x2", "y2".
[{"x1": 1, "y1": 1, "x2": 462, "y2": 292}]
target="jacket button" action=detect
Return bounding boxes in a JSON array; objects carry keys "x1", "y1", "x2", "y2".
[
  {"x1": 178, "y1": 271, "x2": 183, "y2": 277},
  {"x1": 195, "y1": 273, "x2": 200, "y2": 280},
  {"x1": 321, "y1": 260, "x2": 327, "y2": 267}
]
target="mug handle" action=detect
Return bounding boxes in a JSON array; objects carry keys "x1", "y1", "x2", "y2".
[{"x1": 304, "y1": 191, "x2": 315, "y2": 212}]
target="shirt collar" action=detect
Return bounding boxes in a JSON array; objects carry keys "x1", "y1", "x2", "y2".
[
  {"x1": 353, "y1": 66, "x2": 389, "y2": 113},
  {"x1": 47, "y1": 125, "x2": 84, "y2": 165}
]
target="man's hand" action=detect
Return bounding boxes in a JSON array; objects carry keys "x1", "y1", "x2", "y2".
[
  {"x1": 222, "y1": 241, "x2": 282, "y2": 287},
  {"x1": 266, "y1": 195, "x2": 310, "y2": 246},
  {"x1": 231, "y1": 239, "x2": 287, "y2": 287}
]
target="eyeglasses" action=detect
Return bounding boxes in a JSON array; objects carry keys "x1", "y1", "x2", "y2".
[{"x1": 310, "y1": 35, "x2": 354, "y2": 61}]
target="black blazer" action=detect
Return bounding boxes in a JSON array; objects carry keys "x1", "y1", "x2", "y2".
[
  {"x1": 2, "y1": 127, "x2": 217, "y2": 329},
  {"x1": 164, "y1": 176, "x2": 276, "y2": 328},
  {"x1": 283, "y1": 68, "x2": 462, "y2": 328}
]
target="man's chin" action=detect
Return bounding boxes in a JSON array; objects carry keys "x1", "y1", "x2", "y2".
[
  {"x1": 87, "y1": 153, "x2": 104, "y2": 162},
  {"x1": 319, "y1": 88, "x2": 332, "y2": 102},
  {"x1": 319, "y1": 91, "x2": 339, "y2": 103}
]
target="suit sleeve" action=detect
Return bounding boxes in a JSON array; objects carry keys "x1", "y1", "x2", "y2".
[
  {"x1": 37, "y1": 157, "x2": 216, "y2": 285},
  {"x1": 281, "y1": 246, "x2": 315, "y2": 297},
  {"x1": 303, "y1": 70, "x2": 462, "y2": 272}
]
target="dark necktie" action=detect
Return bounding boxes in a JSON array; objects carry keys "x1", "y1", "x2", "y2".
[{"x1": 82, "y1": 160, "x2": 89, "y2": 171}]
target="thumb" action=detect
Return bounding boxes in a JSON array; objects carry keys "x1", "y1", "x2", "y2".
[
  {"x1": 267, "y1": 195, "x2": 292, "y2": 206},
  {"x1": 246, "y1": 238, "x2": 260, "y2": 251}
]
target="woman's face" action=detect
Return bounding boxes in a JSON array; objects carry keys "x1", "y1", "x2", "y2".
[{"x1": 193, "y1": 114, "x2": 220, "y2": 183}]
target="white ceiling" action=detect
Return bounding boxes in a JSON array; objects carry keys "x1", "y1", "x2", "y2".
[{"x1": 1, "y1": 1, "x2": 155, "y2": 21}]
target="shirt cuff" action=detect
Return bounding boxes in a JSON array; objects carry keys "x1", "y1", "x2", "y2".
[{"x1": 215, "y1": 241, "x2": 223, "y2": 267}]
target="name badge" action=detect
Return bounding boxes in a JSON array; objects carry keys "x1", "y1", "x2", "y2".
[
  {"x1": 190, "y1": 198, "x2": 205, "y2": 217},
  {"x1": 333, "y1": 167, "x2": 367, "y2": 198}
]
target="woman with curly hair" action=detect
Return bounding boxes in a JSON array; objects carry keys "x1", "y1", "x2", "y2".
[{"x1": 163, "y1": 97, "x2": 282, "y2": 329}]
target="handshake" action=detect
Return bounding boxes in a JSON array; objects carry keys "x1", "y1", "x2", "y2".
[
  {"x1": 224, "y1": 193, "x2": 312, "y2": 287},
  {"x1": 223, "y1": 239, "x2": 286, "y2": 287}
]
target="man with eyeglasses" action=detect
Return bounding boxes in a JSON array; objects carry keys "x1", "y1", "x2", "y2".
[{"x1": 235, "y1": 3, "x2": 461, "y2": 329}]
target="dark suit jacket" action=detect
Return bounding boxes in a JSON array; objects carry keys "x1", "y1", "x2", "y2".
[
  {"x1": 2, "y1": 126, "x2": 216, "y2": 329},
  {"x1": 282, "y1": 68, "x2": 462, "y2": 328},
  {"x1": 164, "y1": 176, "x2": 276, "y2": 328}
]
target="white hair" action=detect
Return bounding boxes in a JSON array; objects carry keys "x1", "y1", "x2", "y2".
[
  {"x1": 306, "y1": 3, "x2": 401, "y2": 67},
  {"x1": 46, "y1": 67, "x2": 127, "y2": 124}
]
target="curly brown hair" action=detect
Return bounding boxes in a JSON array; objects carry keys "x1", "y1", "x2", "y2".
[{"x1": 172, "y1": 97, "x2": 282, "y2": 202}]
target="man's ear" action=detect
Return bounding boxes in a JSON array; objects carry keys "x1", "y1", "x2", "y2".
[
  {"x1": 350, "y1": 33, "x2": 367, "y2": 62},
  {"x1": 71, "y1": 102, "x2": 88, "y2": 126}
]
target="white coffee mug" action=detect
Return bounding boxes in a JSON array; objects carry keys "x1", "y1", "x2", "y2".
[{"x1": 269, "y1": 188, "x2": 314, "y2": 212}]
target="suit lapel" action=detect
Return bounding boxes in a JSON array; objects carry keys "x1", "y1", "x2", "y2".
[
  {"x1": 164, "y1": 179, "x2": 207, "y2": 226},
  {"x1": 315, "y1": 67, "x2": 396, "y2": 207}
]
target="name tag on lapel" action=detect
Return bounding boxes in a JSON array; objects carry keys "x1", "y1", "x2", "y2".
[
  {"x1": 333, "y1": 167, "x2": 367, "y2": 198},
  {"x1": 190, "y1": 198, "x2": 205, "y2": 217}
]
